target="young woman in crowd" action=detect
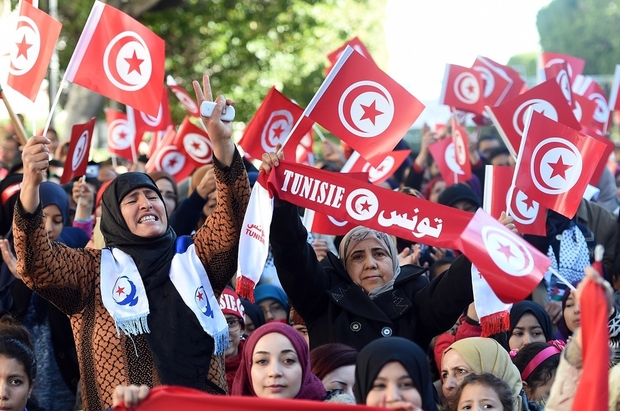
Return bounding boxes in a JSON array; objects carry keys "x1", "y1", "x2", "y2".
[
  {"x1": 219, "y1": 287, "x2": 246, "y2": 391},
  {"x1": 240, "y1": 298, "x2": 265, "y2": 337},
  {"x1": 11, "y1": 77, "x2": 250, "y2": 411},
  {"x1": 448, "y1": 373, "x2": 514, "y2": 411},
  {"x1": 254, "y1": 284, "x2": 289, "y2": 324},
  {"x1": 508, "y1": 301, "x2": 553, "y2": 351},
  {"x1": 354, "y1": 337, "x2": 438, "y2": 411},
  {"x1": 231, "y1": 322, "x2": 326, "y2": 400},
  {"x1": 512, "y1": 341, "x2": 562, "y2": 405},
  {"x1": 310, "y1": 343, "x2": 357, "y2": 400}
]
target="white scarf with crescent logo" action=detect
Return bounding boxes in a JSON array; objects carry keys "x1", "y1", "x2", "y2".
[{"x1": 100, "y1": 243, "x2": 229, "y2": 355}]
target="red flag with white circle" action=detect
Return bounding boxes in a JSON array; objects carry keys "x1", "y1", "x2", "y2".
[
  {"x1": 306, "y1": 46, "x2": 424, "y2": 168},
  {"x1": 64, "y1": 1, "x2": 165, "y2": 117},
  {"x1": 540, "y1": 52, "x2": 585, "y2": 84},
  {"x1": 174, "y1": 117, "x2": 213, "y2": 167},
  {"x1": 145, "y1": 126, "x2": 195, "y2": 182},
  {"x1": 514, "y1": 110, "x2": 609, "y2": 219},
  {"x1": 439, "y1": 64, "x2": 485, "y2": 115},
  {"x1": 127, "y1": 86, "x2": 172, "y2": 137},
  {"x1": 459, "y1": 209, "x2": 550, "y2": 303},
  {"x1": 572, "y1": 74, "x2": 610, "y2": 134},
  {"x1": 428, "y1": 137, "x2": 472, "y2": 186},
  {"x1": 167, "y1": 75, "x2": 201, "y2": 117},
  {"x1": 471, "y1": 56, "x2": 514, "y2": 108},
  {"x1": 346, "y1": 149, "x2": 411, "y2": 185},
  {"x1": 61, "y1": 117, "x2": 96, "y2": 184},
  {"x1": 6, "y1": 1, "x2": 62, "y2": 102},
  {"x1": 544, "y1": 60, "x2": 575, "y2": 109},
  {"x1": 105, "y1": 109, "x2": 139, "y2": 161}
]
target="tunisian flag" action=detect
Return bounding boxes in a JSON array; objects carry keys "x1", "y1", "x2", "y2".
[
  {"x1": 105, "y1": 109, "x2": 139, "y2": 161},
  {"x1": 486, "y1": 79, "x2": 580, "y2": 158},
  {"x1": 572, "y1": 74, "x2": 610, "y2": 134},
  {"x1": 540, "y1": 52, "x2": 585, "y2": 83},
  {"x1": 471, "y1": 56, "x2": 514, "y2": 107},
  {"x1": 439, "y1": 64, "x2": 485, "y2": 115},
  {"x1": 544, "y1": 61, "x2": 575, "y2": 109},
  {"x1": 346, "y1": 149, "x2": 410, "y2": 185},
  {"x1": 483, "y1": 165, "x2": 546, "y2": 236},
  {"x1": 428, "y1": 137, "x2": 471, "y2": 186},
  {"x1": 64, "y1": 1, "x2": 165, "y2": 117},
  {"x1": 306, "y1": 46, "x2": 424, "y2": 168},
  {"x1": 6, "y1": 1, "x2": 62, "y2": 101},
  {"x1": 303, "y1": 209, "x2": 355, "y2": 236},
  {"x1": 167, "y1": 75, "x2": 201, "y2": 117},
  {"x1": 145, "y1": 126, "x2": 195, "y2": 182},
  {"x1": 459, "y1": 209, "x2": 550, "y2": 303},
  {"x1": 327, "y1": 36, "x2": 375, "y2": 66},
  {"x1": 174, "y1": 117, "x2": 213, "y2": 167},
  {"x1": 61, "y1": 117, "x2": 96, "y2": 184},
  {"x1": 238, "y1": 87, "x2": 309, "y2": 159},
  {"x1": 514, "y1": 110, "x2": 609, "y2": 219},
  {"x1": 127, "y1": 87, "x2": 172, "y2": 137}
]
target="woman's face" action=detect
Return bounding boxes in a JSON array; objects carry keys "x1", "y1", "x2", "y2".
[
  {"x1": 345, "y1": 238, "x2": 394, "y2": 294},
  {"x1": 457, "y1": 383, "x2": 504, "y2": 411},
  {"x1": 564, "y1": 294, "x2": 581, "y2": 332},
  {"x1": 258, "y1": 298, "x2": 288, "y2": 323},
  {"x1": 0, "y1": 355, "x2": 31, "y2": 411},
  {"x1": 155, "y1": 178, "x2": 177, "y2": 214},
  {"x1": 429, "y1": 180, "x2": 446, "y2": 203},
  {"x1": 244, "y1": 313, "x2": 257, "y2": 336},
  {"x1": 224, "y1": 315, "x2": 243, "y2": 360},
  {"x1": 441, "y1": 349, "x2": 473, "y2": 400},
  {"x1": 509, "y1": 313, "x2": 546, "y2": 350},
  {"x1": 42, "y1": 204, "x2": 63, "y2": 241},
  {"x1": 321, "y1": 364, "x2": 355, "y2": 399},
  {"x1": 365, "y1": 361, "x2": 422, "y2": 408},
  {"x1": 251, "y1": 332, "x2": 302, "y2": 399},
  {"x1": 119, "y1": 187, "x2": 168, "y2": 238}
]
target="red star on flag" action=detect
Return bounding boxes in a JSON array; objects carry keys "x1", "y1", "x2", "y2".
[
  {"x1": 125, "y1": 50, "x2": 144, "y2": 75},
  {"x1": 196, "y1": 292, "x2": 204, "y2": 301},
  {"x1": 360, "y1": 200, "x2": 371, "y2": 212},
  {"x1": 359, "y1": 100, "x2": 383, "y2": 125},
  {"x1": 168, "y1": 157, "x2": 178, "y2": 168},
  {"x1": 118, "y1": 131, "x2": 127, "y2": 140},
  {"x1": 272, "y1": 125, "x2": 285, "y2": 139},
  {"x1": 497, "y1": 242, "x2": 514, "y2": 261},
  {"x1": 192, "y1": 141, "x2": 201, "y2": 151},
  {"x1": 466, "y1": 83, "x2": 475, "y2": 95},
  {"x1": 522, "y1": 196, "x2": 536, "y2": 211},
  {"x1": 548, "y1": 155, "x2": 572, "y2": 179},
  {"x1": 116, "y1": 286, "x2": 125, "y2": 296},
  {"x1": 15, "y1": 35, "x2": 32, "y2": 59}
]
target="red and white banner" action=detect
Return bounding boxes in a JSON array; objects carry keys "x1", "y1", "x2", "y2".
[
  {"x1": 428, "y1": 137, "x2": 472, "y2": 186},
  {"x1": 167, "y1": 75, "x2": 200, "y2": 117},
  {"x1": 105, "y1": 109, "x2": 139, "y2": 161},
  {"x1": 64, "y1": 1, "x2": 165, "y2": 116},
  {"x1": 459, "y1": 209, "x2": 550, "y2": 303},
  {"x1": 238, "y1": 87, "x2": 308, "y2": 160},
  {"x1": 572, "y1": 74, "x2": 610, "y2": 134},
  {"x1": 127, "y1": 86, "x2": 172, "y2": 137},
  {"x1": 540, "y1": 52, "x2": 585, "y2": 84},
  {"x1": 439, "y1": 64, "x2": 485, "y2": 115},
  {"x1": 145, "y1": 126, "x2": 195, "y2": 182},
  {"x1": 544, "y1": 60, "x2": 575, "y2": 109},
  {"x1": 6, "y1": 1, "x2": 62, "y2": 101},
  {"x1": 61, "y1": 117, "x2": 96, "y2": 184},
  {"x1": 486, "y1": 79, "x2": 580, "y2": 158},
  {"x1": 327, "y1": 36, "x2": 375, "y2": 66},
  {"x1": 514, "y1": 110, "x2": 609, "y2": 218},
  {"x1": 306, "y1": 46, "x2": 425, "y2": 167},
  {"x1": 471, "y1": 56, "x2": 514, "y2": 107},
  {"x1": 483, "y1": 165, "x2": 546, "y2": 236},
  {"x1": 346, "y1": 149, "x2": 410, "y2": 185},
  {"x1": 174, "y1": 117, "x2": 213, "y2": 167}
]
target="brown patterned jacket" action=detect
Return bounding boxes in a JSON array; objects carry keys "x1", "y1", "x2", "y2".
[{"x1": 13, "y1": 151, "x2": 250, "y2": 411}]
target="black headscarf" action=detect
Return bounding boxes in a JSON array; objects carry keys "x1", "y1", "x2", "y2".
[
  {"x1": 100, "y1": 173, "x2": 220, "y2": 392},
  {"x1": 353, "y1": 337, "x2": 438, "y2": 411},
  {"x1": 509, "y1": 301, "x2": 553, "y2": 341}
]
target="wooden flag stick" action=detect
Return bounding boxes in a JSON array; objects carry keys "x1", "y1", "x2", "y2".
[{"x1": 0, "y1": 84, "x2": 29, "y2": 146}]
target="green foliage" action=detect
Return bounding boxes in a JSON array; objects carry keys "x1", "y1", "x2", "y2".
[
  {"x1": 536, "y1": 0, "x2": 620, "y2": 74},
  {"x1": 506, "y1": 52, "x2": 538, "y2": 79},
  {"x1": 41, "y1": 0, "x2": 386, "y2": 125}
]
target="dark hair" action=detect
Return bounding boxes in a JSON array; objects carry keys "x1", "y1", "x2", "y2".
[
  {"x1": 487, "y1": 146, "x2": 510, "y2": 162},
  {"x1": 476, "y1": 134, "x2": 500, "y2": 149},
  {"x1": 310, "y1": 343, "x2": 358, "y2": 380},
  {"x1": 448, "y1": 373, "x2": 514, "y2": 411},
  {"x1": 0, "y1": 316, "x2": 37, "y2": 382},
  {"x1": 512, "y1": 342, "x2": 559, "y2": 392}
]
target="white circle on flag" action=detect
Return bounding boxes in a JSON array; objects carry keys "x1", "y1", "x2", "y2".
[
  {"x1": 545, "y1": 58, "x2": 573, "y2": 78},
  {"x1": 506, "y1": 186, "x2": 539, "y2": 225},
  {"x1": 140, "y1": 103, "x2": 163, "y2": 127},
  {"x1": 8, "y1": 16, "x2": 41, "y2": 75},
  {"x1": 453, "y1": 130, "x2": 468, "y2": 166},
  {"x1": 107, "y1": 119, "x2": 133, "y2": 150},
  {"x1": 183, "y1": 133, "x2": 213, "y2": 164},
  {"x1": 338, "y1": 81, "x2": 395, "y2": 138},
  {"x1": 512, "y1": 99, "x2": 558, "y2": 136},
  {"x1": 155, "y1": 145, "x2": 185, "y2": 175},
  {"x1": 482, "y1": 226, "x2": 534, "y2": 277},
  {"x1": 453, "y1": 72, "x2": 480, "y2": 104},
  {"x1": 261, "y1": 110, "x2": 294, "y2": 153},
  {"x1": 362, "y1": 155, "x2": 394, "y2": 183},
  {"x1": 103, "y1": 31, "x2": 153, "y2": 91},
  {"x1": 327, "y1": 216, "x2": 348, "y2": 227},
  {"x1": 172, "y1": 89, "x2": 199, "y2": 114},
  {"x1": 472, "y1": 66, "x2": 494, "y2": 99},
  {"x1": 445, "y1": 142, "x2": 464, "y2": 175},
  {"x1": 589, "y1": 93, "x2": 609, "y2": 123},
  {"x1": 530, "y1": 137, "x2": 583, "y2": 195},
  {"x1": 556, "y1": 70, "x2": 572, "y2": 105},
  {"x1": 345, "y1": 188, "x2": 379, "y2": 221},
  {"x1": 71, "y1": 131, "x2": 89, "y2": 171}
]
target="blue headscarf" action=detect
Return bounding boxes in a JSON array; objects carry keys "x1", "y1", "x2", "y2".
[{"x1": 39, "y1": 182, "x2": 69, "y2": 225}]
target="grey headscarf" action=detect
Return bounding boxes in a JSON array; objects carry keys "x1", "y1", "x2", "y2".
[{"x1": 339, "y1": 226, "x2": 401, "y2": 299}]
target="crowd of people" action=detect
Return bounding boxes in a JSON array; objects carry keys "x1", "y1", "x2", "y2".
[{"x1": 0, "y1": 77, "x2": 619, "y2": 411}]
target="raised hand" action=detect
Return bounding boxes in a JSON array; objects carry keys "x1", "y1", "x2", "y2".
[{"x1": 20, "y1": 135, "x2": 50, "y2": 213}]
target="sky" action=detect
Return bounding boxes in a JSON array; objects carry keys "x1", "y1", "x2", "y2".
[{"x1": 384, "y1": 0, "x2": 552, "y2": 126}]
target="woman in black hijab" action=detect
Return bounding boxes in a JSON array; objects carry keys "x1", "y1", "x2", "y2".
[
  {"x1": 354, "y1": 337, "x2": 438, "y2": 411},
  {"x1": 508, "y1": 301, "x2": 553, "y2": 351},
  {"x1": 13, "y1": 76, "x2": 250, "y2": 411}
]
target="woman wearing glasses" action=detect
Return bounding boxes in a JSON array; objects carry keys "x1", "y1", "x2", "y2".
[{"x1": 219, "y1": 287, "x2": 247, "y2": 391}]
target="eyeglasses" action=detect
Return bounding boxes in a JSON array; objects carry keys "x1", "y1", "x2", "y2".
[{"x1": 226, "y1": 317, "x2": 242, "y2": 331}]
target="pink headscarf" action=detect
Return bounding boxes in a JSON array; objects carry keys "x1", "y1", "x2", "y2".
[{"x1": 231, "y1": 322, "x2": 326, "y2": 400}]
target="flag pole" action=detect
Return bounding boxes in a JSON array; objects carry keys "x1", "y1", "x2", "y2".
[
  {"x1": 43, "y1": 79, "x2": 66, "y2": 137},
  {"x1": 0, "y1": 84, "x2": 29, "y2": 145},
  {"x1": 548, "y1": 267, "x2": 577, "y2": 291},
  {"x1": 312, "y1": 124, "x2": 326, "y2": 142}
]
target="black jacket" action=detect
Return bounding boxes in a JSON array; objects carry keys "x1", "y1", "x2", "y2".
[{"x1": 270, "y1": 203, "x2": 474, "y2": 351}]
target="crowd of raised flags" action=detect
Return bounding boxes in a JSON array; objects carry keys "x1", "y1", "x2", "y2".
[{"x1": 3, "y1": 0, "x2": 620, "y2": 410}]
